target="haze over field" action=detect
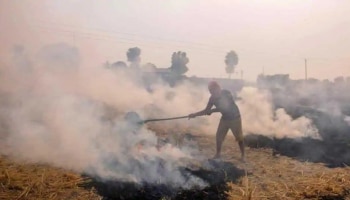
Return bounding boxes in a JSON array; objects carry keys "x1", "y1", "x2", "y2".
[
  {"x1": 0, "y1": 0, "x2": 349, "y2": 191},
  {"x1": 1, "y1": 0, "x2": 350, "y2": 81},
  {"x1": 0, "y1": 42, "x2": 325, "y2": 188}
]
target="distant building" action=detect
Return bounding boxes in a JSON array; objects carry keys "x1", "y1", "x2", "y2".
[
  {"x1": 141, "y1": 67, "x2": 244, "y2": 93},
  {"x1": 257, "y1": 74, "x2": 290, "y2": 89}
]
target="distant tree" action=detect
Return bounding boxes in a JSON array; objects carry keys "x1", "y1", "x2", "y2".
[
  {"x1": 105, "y1": 61, "x2": 127, "y2": 70},
  {"x1": 169, "y1": 51, "x2": 189, "y2": 75},
  {"x1": 225, "y1": 50, "x2": 239, "y2": 79},
  {"x1": 346, "y1": 77, "x2": 350, "y2": 83},
  {"x1": 142, "y1": 63, "x2": 158, "y2": 90},
  {"x1": 334, "y1": 76, "x2": 345, "y2": 84},
  {"x1": 307, "y1": 78, "x2": 319, "y2": 84},
  {"x1": 126, "y1": 47, "x2": 141, "y2": 69},
  {"x1": 142, "y1": 62, "x2": 157, "y2": 72}
]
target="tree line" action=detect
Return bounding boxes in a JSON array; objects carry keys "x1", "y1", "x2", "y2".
[{"x1": 106, "y1": 47, "x2": 240, "y2": 78}]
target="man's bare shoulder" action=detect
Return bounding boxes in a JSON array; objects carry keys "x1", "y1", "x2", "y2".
[{"x1": 221, "y1": 90, "x2": 233, "y2": 98}]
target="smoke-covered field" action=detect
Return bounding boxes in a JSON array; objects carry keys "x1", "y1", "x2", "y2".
[{"x1": 1, "y1": 43, "x2": 350, "y2": 199}]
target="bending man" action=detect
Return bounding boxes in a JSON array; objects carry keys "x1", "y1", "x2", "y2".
[{"x1": 189, "y1": 81, "x2": 245, "y2": 161}]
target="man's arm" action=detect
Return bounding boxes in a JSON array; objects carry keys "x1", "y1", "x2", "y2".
[
  {"x1": 189, "y1": 99, "x2": 214, "y2": 118},
  {"x1": 208, "y1": 108, "x2": 220, "y2": 114}
]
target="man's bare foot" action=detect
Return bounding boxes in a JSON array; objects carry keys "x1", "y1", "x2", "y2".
[
  {"x1": 210, "y1": 154, "x2": 221, "y2": 160},
  {"x1": 207, "y1": 155, "x2": 221, "y2": 164}
]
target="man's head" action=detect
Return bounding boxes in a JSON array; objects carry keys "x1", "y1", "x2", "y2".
[{"x1": 208, "y1": 81, "x2": 221, "y2": 97}]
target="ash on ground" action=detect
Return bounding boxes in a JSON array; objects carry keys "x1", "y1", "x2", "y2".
[
  {"x1": 81, "y1": 158, "x2": 245, "y2": 200},
  {"x1": 80, "y1": 132, "x2": 245, "y2": 200}
]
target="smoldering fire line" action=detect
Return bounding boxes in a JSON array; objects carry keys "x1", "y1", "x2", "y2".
[
  {"x1": 0, "y1": 52, "x2": 210, "y2": 188},
  {"x1": 0, "y1": 42, "x2": 329, "y2": 189},
  {"x1": 1, "y1": 92, "x2": 209, "y2": 188}
]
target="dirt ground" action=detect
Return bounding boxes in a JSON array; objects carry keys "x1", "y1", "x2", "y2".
[{"x1": 1, "y1": 125, "x2": 350, "y2": 200}]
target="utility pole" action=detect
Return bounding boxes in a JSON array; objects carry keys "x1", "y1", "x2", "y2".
[{"x1": 304, "y1": 58, "x2": 308, "y2": 80}]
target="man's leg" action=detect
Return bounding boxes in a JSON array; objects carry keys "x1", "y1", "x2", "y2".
[
  {"x1": 215, "y1": 119, "x2": 229, "y2": 159},
  {"x1": 229, "y1": 117, "x2": 245, "y2": 161},
  {"x1": 238, "y1": 140, "x2": 245, "y2": 161}
]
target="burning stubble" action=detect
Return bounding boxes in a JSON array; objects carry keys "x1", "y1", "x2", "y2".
[
  {"x1": 0, "y1": 42, "x2": 329, "y2": 189},
  {"x1": 0, "y1": 43, "x2": 211, "y2": 189},
  {"x1": 236, "y1": 87, "x2": 320, "y2": 140}
]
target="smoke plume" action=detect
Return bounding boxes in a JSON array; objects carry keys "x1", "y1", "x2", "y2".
[
  {"x1": 0, "y1": 42, "x2": 324, "y2": 189},
  {"x1": 0, "y1": 43, "x2": 209, "y2": 189},
  {"x1": 236, "y1": 87, "x2": 320, "y2": 139}
]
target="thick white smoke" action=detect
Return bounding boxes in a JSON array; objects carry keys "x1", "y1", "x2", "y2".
[
  {"x1": 237, "y1": 87, "x2": 320, "y2": 139},
  {"x1": 185, "y1": 86, "x2": 320, "y2": 140},
  {"x1": 344, "y1": 116, "x2": 350, "y2": 126},
  {"x1": 0, "y1": 43, "x2": 209, "y2": 189},
  {"x1": 0, "y1": 43, "x2": 322, "y2": 189}
]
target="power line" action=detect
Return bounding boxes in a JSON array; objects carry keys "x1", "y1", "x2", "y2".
[
  {"x1": 33, "y1": 20, "x2": 230, "y2": 51},
  {"x1": 30, "y1": 24, "x2": 228, "y2": 56},
  {"x1": 25, "y1": 21, "x2": 349, "y2": 65},
  {"x1": 30, "y1": 23, "x2": 317, "y2": 61},
  {"x1": 35, "y1": 21, "x2": 310, "y2": 59}
]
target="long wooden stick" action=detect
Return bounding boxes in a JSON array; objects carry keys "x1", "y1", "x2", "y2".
[{"x1": 142, "y1": 115, "x2": 188, "y2": 123}]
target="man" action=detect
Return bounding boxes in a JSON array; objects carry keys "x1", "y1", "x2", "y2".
[{"x1": 189, "y1": 81, "x2": 245, "y2": 161}]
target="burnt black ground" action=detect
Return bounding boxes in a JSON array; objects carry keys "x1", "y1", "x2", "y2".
[
  {"x1": 80, "y1": 160, "x2": 245, "y2": 200},
  {"x1": 244, "y1": 105, "x2": 350, "y2": 168},
  {"x1": 245, "y1": 134, "x2": 350, "y2": 168}
]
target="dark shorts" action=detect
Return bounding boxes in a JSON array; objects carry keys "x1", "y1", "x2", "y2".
[{"x1": 216, "y1": 117, "x2": 243, "y2": 142}]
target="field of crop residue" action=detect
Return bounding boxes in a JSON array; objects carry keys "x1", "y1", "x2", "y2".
[{"x1": 1, "y1": 124, "x2": 349, "y2": 200}]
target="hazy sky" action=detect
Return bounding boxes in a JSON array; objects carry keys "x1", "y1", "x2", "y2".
[{"x1": 1, "y1": 0, "x2": 350, "y2": 81}]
